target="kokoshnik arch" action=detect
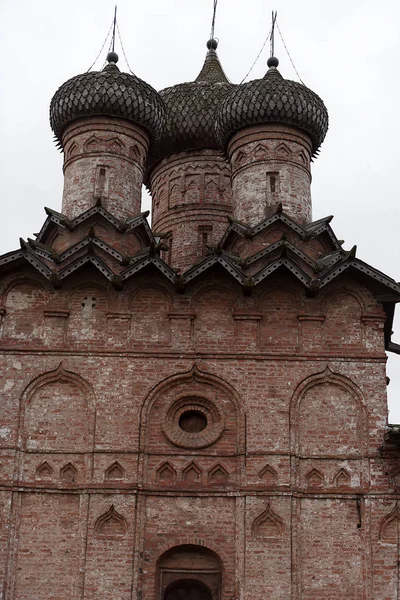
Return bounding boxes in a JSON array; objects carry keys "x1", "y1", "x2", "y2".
[{"x1": 0, "y1": 14, "x2": 400, "y2": 600}]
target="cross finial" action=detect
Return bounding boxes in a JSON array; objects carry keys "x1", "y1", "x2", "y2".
[
  {"x1": 112, "y1": 5, "x2": 117, "y2": 53},
  {"x1": 106, "y1": 6, "x2": 119, "y2": 64},
  {"x1": 210, "y1": 0, "x2": 218, "y2": 42},
  {"x1": 270, "y1": 10, "x2": 278, "y2": 58}
]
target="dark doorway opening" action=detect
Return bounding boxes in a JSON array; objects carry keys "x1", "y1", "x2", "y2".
[{"x1": 164, "y1": 578, "x2": 213, "y2": 600}]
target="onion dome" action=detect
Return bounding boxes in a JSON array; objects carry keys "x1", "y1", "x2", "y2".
[
  {"x1": 216, "y1": 56, "x2": 328, "y2": 156},
  {"x1": 155, "y1": 39, "x2": 233, "y2": 160},
  {"x1": 50, "y1": 52, "x2": 165, "y2": 148}
]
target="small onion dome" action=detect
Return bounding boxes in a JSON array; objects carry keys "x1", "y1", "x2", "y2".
[
  {"x1": 216, "y1": 57, "x2": 328, "y2": 156},
  {"x1": 50, "y1": 53, "x2": 165, "y2": 148},
  {"x1": 155, "y1": 39, "x2": 234, "y2": 161}
]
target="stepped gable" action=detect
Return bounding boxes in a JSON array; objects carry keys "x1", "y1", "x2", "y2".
[
  {"x1": 0, "y1": 205, "x2": 176, "y2": 290},
  {"x1": 151, "y1": 39, "x2": 233, "y2": 164},
  {"x1": 216, "y1": 56, "x2": 328, "y2": 156},
  {"x1": 50, "y1": 54, "x2": 165, "y2": 149}
]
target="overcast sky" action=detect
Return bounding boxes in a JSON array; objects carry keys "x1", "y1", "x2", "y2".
[{"x1": 1, "y1": 0, "x2": 399, "y2": 420}]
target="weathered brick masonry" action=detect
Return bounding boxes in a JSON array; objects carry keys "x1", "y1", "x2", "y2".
[{"x1": 0, "y1": 39, "x2": 399, "y2": 600}]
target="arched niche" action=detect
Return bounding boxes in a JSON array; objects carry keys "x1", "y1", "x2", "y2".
[
  {"x1": 323, "y1": 290, "x2": 363, "y2": 348},
  {"x1": 193, "y1": 286, "x2": 234, "y2": 349},
  {"x1": 252, "y1": 503, "x2": 284, "y2": 540},
  {"x1": 3, "y1": 280, "x2": 49, "y2": 341},
  {"x1": 21, "y1": 363, "x2": 95, "y2": 452},
  {"x1": 94, "y1": 505, "x2": 127, "y2": 537},
  {"x1": 380, "y1": 504, "x2": 400, "y2": 544},
  {"x1": 259, "y1": 287, "x2": 300, "y2": 350},
  {"x1": 290, "y1": 368, "x2": 367, "y2": 457},
  {"x1": 130, "y1": 285, "x2": 171, "y2": 345},
  {"x1": 157, "y1": 544, "x2": 222, "y2": 600},
  {"x1": 67, "y1": 285, "x2": 107, "y2": 343},
  {"x1": 140, "y1": 365, "x2": 244, "y2": 456}
]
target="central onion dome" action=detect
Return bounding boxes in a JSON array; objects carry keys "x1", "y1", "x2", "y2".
[
  {"x1": 153, "y1": 39, "x2": 233, "y2": 162},
  {"x1": 50, "y1": 52, "x2": 165, "y2": 148},
  {"x1": 216, "y1": 56, "x2": 328, "y2": 156}
]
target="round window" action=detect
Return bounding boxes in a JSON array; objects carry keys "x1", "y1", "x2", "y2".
[
  {"x1": 179, "y1": 410, "x2": 208, "y2": 433},
  {"x1": 162, "y1": 396, "x2": 224, "y2": 449}
]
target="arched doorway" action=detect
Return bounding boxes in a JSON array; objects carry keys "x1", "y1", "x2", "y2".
[
  {"x1": 157, "y1": 544, "x2": 221, "y2": 600},
  {"x1": 164, "y1": 578, "x2": 212, "y2": 600}
]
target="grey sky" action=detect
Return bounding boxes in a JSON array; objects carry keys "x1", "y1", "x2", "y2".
[{"x1": 1, "y1": 0, "x2": 399, "y2": 420}]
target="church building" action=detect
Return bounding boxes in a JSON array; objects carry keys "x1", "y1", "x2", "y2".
[{"x1": 0, "y1": 18, "x2": 399, "y2": 600}]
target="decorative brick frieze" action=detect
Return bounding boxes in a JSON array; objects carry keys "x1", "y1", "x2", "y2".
[
  {"x1": 227, "y1": 124, "x2": 313, "y2": 225},
  {"x1": 61, "y1": 117, "x2": 149, "y2": 220},
  {"x1": 150, "y1": 150, "x2": 232, "y2": 271}
]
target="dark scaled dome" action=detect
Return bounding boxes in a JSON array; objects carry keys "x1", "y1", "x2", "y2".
[
  {"x1": 50, "y1": 53, "x2": 165, "y2": 147},
  {"x1": 216, "y1": 57, "x2": 329, "y2": 156},
  {"x1": 155, "y1": 39, "x2": 233, "y2": 161}
]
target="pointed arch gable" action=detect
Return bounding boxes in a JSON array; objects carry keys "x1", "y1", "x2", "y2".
[
  {"x1": 20, "y1": 363, "x2": 95, "y2": 452},
  {"x1": 290, "y1": 367, "x2": 368, "y2": 457},
  {"x1": 139, "y1": 365, "x2": 245, "y2": 454}
]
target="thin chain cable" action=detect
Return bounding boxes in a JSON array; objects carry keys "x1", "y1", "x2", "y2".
[
  {"x1": 100, "y1": 36, "x2": 113, "y2": 70},
  {"x1": 276, "y1": 19, "x2": 305, "y2": 84},
  {"x1": 210, "y1": 0, "x2": 218, "y2": 39},
  {"x1": 240, "y1": 27, "x2": 272, "y2": 84},
  {"x1": 117, "y1": 22, "x2": 135, "y2": 74},
  {"x1": 86, "y1": 20, "x2": 114, "y2": 72}
]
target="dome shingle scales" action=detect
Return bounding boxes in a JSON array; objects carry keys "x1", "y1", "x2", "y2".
[
  {"x1": 216, "y1": 58, "x2": 329, "y2": 156},
  {"x1": 155, "y1": 40, "x2": 234, "y2": 161},
  {"x1": 50, "y1": 56, "x2": 165, "y2": 148}
]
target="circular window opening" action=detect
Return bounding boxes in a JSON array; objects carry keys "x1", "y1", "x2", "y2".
[{"x1": 179, "y1": 410, "x2": 208, "y2": 433}]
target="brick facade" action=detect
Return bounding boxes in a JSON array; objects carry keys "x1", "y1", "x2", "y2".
[{"x1": 0, "y1": 38, "x2": 399, "y2": 600}]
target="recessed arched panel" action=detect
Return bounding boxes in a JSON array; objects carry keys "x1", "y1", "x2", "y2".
[
  {"x1": 323, "y1": 291, "x2": 363, "y2": 347},
  {"x1": 299, "y1": 383, "x2": 361, "y2": 456},
  {"x1": 4, "y1": 282, "x2": 48, "y2": 341},
  {"x1": 130, "y1": 286, "x2": 170, "y2": 345},
  {"x1": 194, "y1": 287, "x2": 234, "y2": 349},
  {"x1": 290, "y1": 369, "x2": 367, "y2": 457},
  {"x1": 141, "y1": 366, "x2": 243, "y2": 455},
  {"x1": 22, "y1": 364, "x2": 94, "y2": 453},
  {"x1": 259, "y1": 288, "x2": 299, "y2": 349},
  {"x1": 67, "y1": 286, "x2": 107, "y2": 342},
  {"x1": 380, "y1": 504, "x2": 400, "y2": 544}
]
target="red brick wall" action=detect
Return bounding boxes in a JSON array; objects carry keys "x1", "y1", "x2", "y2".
[
  {"x1": 61, "y1": 118, "x2": 149, "y2": 221},
  {"x1": 227, "y1": 124, "x2": 313, "y2": 225},
  {"x1": 0, "y1": 269, "x2": 398, "y2": 599},
  {"x1": 150, "y1": 150, "x2": 233, "y2": 271}
]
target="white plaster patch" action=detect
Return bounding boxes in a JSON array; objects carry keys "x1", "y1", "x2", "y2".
[{"x1": 0, "y1": 427, "x2": 11, "y2": 439}]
